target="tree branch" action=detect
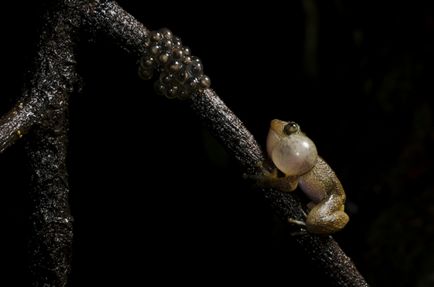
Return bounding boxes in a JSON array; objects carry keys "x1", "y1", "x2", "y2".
[
  {"x1": 23, "y1": 1, "x2": 79, "y2": 283},
  {"x1": 0, "y1": 1, "x2": 81, "y2": 285},
  {"x1": 87, "y1": 1, "x2": 369, "y2": 286},
  {"x1": 0, "y1": 95, "x2": 45, "y2": 153},
  {"x1": 0, "y1": 0, "x2": 369, "y2": 286}
]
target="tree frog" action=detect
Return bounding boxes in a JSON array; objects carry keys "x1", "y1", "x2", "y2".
[{"x1": 262, "y1": 119, "x2": 349, "y2": 235}]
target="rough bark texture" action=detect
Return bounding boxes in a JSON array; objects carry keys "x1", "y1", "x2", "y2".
[
  {"x1": 0, "y1": 0, "x2": 369, "y2": 286},
  {"x1": 24, "y1": 2, "x2": 81, "y2": 286},
  {"x1": 86, "y1": 2, "x2": 368, "y2": 286},
  {"x1": 10, "y1": 1, "x2": 82, "y2": 285},
  {"x1": 192, "y1": 90, "x2": 367, "y2": 286}
]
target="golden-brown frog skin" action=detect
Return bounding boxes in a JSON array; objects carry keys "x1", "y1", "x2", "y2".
[{"x1": 264, "y1": 119, "x2": 349, "y2": 235}]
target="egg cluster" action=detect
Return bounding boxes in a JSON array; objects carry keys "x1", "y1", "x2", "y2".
[{"x1": 139, "y1": 28, "x2": 211, "y2": 100}]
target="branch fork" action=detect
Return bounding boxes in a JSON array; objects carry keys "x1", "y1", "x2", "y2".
[{"x1": 0, "y1": 1, "x2": 368, "y2": 286}]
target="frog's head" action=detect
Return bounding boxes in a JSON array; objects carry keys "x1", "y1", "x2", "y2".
[
  {"x1": 270, "y1": 119, "x2": 300, "y2": 136},
  {"x1": 266, "y1": 119, "x2": 318, "y2": 176}
]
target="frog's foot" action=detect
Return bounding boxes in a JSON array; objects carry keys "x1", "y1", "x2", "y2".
[
  {"x1": 288, "y1": 218, "x2": 307, "y2": 227},
  {"x1": 243, "y1": 161, "x2": 278, "y2": 184},
  {"x1": 290, "y1": 230, "x2": 309, "y2": 237},
  {"x1": 244, "y1": 161, "x2": 299, "y2": 192},
  {"x1": 288, "y1": 218, "x2": 309, "y2": 236}
]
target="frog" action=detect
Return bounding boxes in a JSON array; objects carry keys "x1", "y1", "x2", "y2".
[{"x1": 259, "y1": 119, "x2": 349, "y2": 235}]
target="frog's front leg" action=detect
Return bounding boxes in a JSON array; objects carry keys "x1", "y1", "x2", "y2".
[
  {"x1": 249, "y1": 162, "x2": 299, "y2": 192},
  {"x1": 260, "y1": 170, "x2": 299, "y2": 192}
]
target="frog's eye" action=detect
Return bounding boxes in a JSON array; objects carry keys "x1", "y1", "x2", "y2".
[{"x1": 283, "y1": 122, "x2": 299, "y2": 135}]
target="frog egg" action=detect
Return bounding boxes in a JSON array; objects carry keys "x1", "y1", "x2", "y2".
[
  {"x1": 267, "y1": 130, "x2": 318, "y2": 176},
  {"x1": 172, "y1": 48, "x2": 184, "y2": 59},
  {"x1": 169, "y1": 60, "x2": 183, "y2": 72},
  {"x1": 138, "y1": 67, "x2": 153, "y2": 80},
  {"x1": 159, "y1": 28, "x2": 173, "y2": 40},
  {"x1": 150, "y1": 44, "x2": 162, "y2": 56},
  {"x1": 163, "y1": 39, "x2": 173, "y2": 49},
  {"x1": 172, "y1": 36, "x2": 182, "y2": 47},
  {"x1": 151, "y1": 31, "x2": 162, "y2": 42},
  {"x1": 159, "y1": 53, "x2": 170, "y2": 64},
  {"x1": 199, "y1": 75, "x2": 211, "y2": 89},
  {"x1": 154, "y1": 81, "x2": 166, "y2": 96},
  {"x1": 139, "y1": 28, "x2": 212, "y2": 99}
]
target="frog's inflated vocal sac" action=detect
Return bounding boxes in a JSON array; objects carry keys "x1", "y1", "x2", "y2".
[{"x1": 264, "y1": 119, "x2": 349, "y2": 235}]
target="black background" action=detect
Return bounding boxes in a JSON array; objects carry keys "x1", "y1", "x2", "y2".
[{"x1": 1, "y1": 0, "x2": 433, "y2": 286}]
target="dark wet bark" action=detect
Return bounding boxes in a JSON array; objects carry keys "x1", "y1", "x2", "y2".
[{"x1": 0, "y1": 1, "x2": 368, "y2": 286}]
